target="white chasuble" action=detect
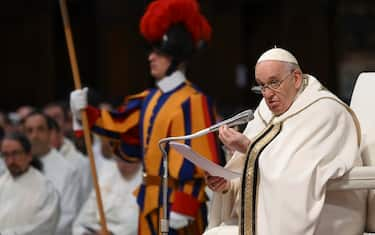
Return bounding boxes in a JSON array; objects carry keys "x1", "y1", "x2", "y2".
[{"x1": 237, "y1": 75, "x2": 366, "y2": 235}]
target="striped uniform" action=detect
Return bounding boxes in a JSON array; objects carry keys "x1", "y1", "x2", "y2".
[{"x1": 85, "y1": 76, "x2": 221, "y2": 235}]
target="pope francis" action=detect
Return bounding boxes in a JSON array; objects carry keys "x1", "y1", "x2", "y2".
[{"x1": 204, "y1": 48, "x2": 367, "y2": 235}]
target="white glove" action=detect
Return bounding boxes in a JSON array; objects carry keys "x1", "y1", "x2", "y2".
[
  {"x1": 70, "y1": 87, "x2": 88, "y2": 118},
  {"x1": 169, "y1": 211, "x2": 193, "y2": 230},
  {"x1": 72, "y1": 113, "x2": 83, "y2": 131},
  {"x1": 70, "y1": 87, "x2": 88, "y2": 131}
]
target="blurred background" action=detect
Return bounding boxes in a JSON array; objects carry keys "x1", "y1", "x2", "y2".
[{"x1": 1, "y1": 0, "x2": 375, "y2": 117}]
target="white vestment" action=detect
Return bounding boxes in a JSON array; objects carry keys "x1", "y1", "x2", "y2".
[
  {"x1": 41, "y1": 148, "x2": 82, "y2": 235},
  {"x1": 73, "y1": 161, "x2": 142, "y2": 235},
  {"x1": 60, "y1": 137, "x2": 93, "y2": 205},
  {"x1": 206, "y1": 75, "x2": 367, "y2": 235},
  {"x1": 92, "y1": 134, "x2": 114, "y2": 174},
  {"x1": 0, "y1": 167, "x2": 60, "y2": 235},
  {"x1": 0, "y1": 159, "x2": 5, "y2": 176}
]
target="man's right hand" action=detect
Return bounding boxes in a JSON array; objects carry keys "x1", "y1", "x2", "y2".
[{"x1": 70, "y1": 88, "x2": 88, "y2": 119}]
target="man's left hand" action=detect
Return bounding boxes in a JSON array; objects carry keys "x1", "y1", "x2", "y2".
[{"x1": 205, "y1": 172, "x2": 230, "y2": 193}]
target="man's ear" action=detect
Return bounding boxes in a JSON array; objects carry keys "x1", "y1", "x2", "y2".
[{"x1": 294, "y1": 69, "x2": 303, "y2": 88}]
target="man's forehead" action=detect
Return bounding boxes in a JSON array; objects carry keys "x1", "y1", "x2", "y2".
[
  {"x1": 1, "y1": 139, "x2": 22, "y2": 150},
  {"x1": 24, "y1": 115, "x2": 47, "y2": 127},
  {"x1": 45, "y1": 106, "x2": 63, "y2": 114},
  {"x1": 255, "y1": 61, "x2": 286, "y2": 80}
]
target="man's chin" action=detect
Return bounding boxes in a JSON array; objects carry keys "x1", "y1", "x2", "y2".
[
  {"x1": 9, "y1": 170, "x2": 23, "y2": 178},
  {"x1": 267, "y1": 103, "x2": 281, "y2": 114},
  {"x1": 31, "y1": 146, "x2": 49, "y2": 157},
  {"x1": 270, "y1": 107, "x2": 285, "y2": 116}
]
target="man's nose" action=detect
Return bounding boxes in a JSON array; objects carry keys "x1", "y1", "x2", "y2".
[
  {"x1": 27, "y1": 130, "x2": 38, "y2": 140},
  {"x1": 148, "y1": 52, "x2": 156, "y2": 61},
  {"x1": 5, "y1": 156, "x2": 15, "y2": 165},
  {"x1": 262, "y1": 87, "x2": 274, "y2": 98}
]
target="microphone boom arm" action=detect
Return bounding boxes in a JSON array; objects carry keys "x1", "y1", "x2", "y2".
[{"x1": 158, "y1": 109, "x2": 253, "y2": 234}]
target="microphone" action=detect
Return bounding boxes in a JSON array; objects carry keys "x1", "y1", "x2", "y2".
[
  {"x1": 158, "y1": 109, "x2": 254, "y2": 234},
  {"x1": 160, "y1": 109, "x2": 254, "y2": 144},
  {"x1": 251, "y1": 85, "x2": 262, "y2": 94},
  {"x1": 205, "y1": 109, "x2": 254, "y2": 133}
]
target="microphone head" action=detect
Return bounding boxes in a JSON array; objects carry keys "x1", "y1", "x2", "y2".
[
  {"x1": 230, "y1": 109, "x2": 254, "y2": 126},
  {"x1": 210, "y1": 109, "x2": 254, "y2": 132},
  {"x1": 245, "y1": 109, "x2": 254, "y2": 121},
  {"x1": 251, "y1": 86, "x2": 262, "y2": 94}
]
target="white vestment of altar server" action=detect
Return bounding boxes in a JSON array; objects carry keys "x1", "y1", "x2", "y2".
[
  {"x1": 0, "y1": 167, "x2": 60, "y2": 235},
  {"x1": 205, "y1": 75, "x2": 367, "y2": 235},
  {"x1": 60, "y1": 137, "x2": 93, "y2": 205},
  {"x1": 41, "y1": 148, "x2": 82, "y2": 235},
  {"x1": 0, "y1": 159, "x2": 5, "y2": 176},
  {"x1": 73, "y1": 161, "x2": 141, "y2": 235}
]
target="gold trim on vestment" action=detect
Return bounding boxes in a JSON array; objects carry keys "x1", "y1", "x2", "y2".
[{"x1": 240, "y1": 122, "x2": 282, "y2": 235}]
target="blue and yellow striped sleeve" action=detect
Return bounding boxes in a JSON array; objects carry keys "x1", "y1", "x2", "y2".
[
  {"x1": 84, "y1": 90, "x2": 149, "y2": 161},
  {"x1": 168, "y1": 92, "x2": 221, "y2": 217}
]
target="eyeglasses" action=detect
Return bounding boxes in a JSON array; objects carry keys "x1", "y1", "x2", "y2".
[
  {"x1": 254, "y1": 71, "x2": 294, "y2": 92},
  {"x1": 0, "y1": 149, "x2": 25, "y2": 159}
]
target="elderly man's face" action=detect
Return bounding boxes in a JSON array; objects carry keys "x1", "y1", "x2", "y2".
[
  {"x1": 255, "y1": 61, "x2": 302, "y2": 115},
  {"x1": 1, "y1": 139, "x2": 32, "y2": 177}
]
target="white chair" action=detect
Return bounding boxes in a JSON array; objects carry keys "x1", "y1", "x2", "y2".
[{"x1": 327, "y1": 72, "x2": 375, "y2": 232}]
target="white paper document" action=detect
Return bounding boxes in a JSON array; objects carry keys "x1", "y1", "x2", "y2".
[{"x1": 170, "y1": 142, "x2": 241, "y2": 180}]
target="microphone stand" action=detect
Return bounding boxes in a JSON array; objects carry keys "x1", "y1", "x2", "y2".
[{"x1": 158, "y1": 109, "x2": 253, "y2": 234}]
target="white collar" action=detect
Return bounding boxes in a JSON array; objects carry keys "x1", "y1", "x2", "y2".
[{"x1": 156, "y1": 71, "x2": 186, "y2": 93}]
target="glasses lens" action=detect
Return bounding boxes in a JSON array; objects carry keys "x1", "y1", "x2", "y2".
[
  {"x1": 1, "y1": 150, "x2": 24, "y2": 159},
  {"x1": 269, "y1": 80, "x2": 281, "y2": 89}
]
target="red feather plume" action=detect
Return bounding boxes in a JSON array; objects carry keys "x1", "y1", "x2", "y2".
[{"x1": 140, "y1": 0, "x2": 212, "y2": 45}]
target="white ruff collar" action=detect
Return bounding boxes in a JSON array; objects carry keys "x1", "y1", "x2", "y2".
[{"x1": 156, "y1": 71, "x2": 186, "y2": 93}]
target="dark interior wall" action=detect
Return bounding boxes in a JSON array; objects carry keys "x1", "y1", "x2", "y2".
[
  {"x1": 0, "y1": 0, "x2": 343, "y2": 112},
  {"x1": 1, "y1": 0, "x2": 55, "y2": 110},
  {"x1": 93, "y1": 0, "x2": 150, "y2": 101},
  {"x1": 189, "y1": 0, "x2": 246, "y2": 112},
  {"x1": 53, "y1": 0, "x2": 98, "y2": 102},
  {"x1": 280, "y1": 0, "x2": 337, "y2": 89},
  {"x1": 242, "y1": 0, "x2": 336, "y2": 89}
]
